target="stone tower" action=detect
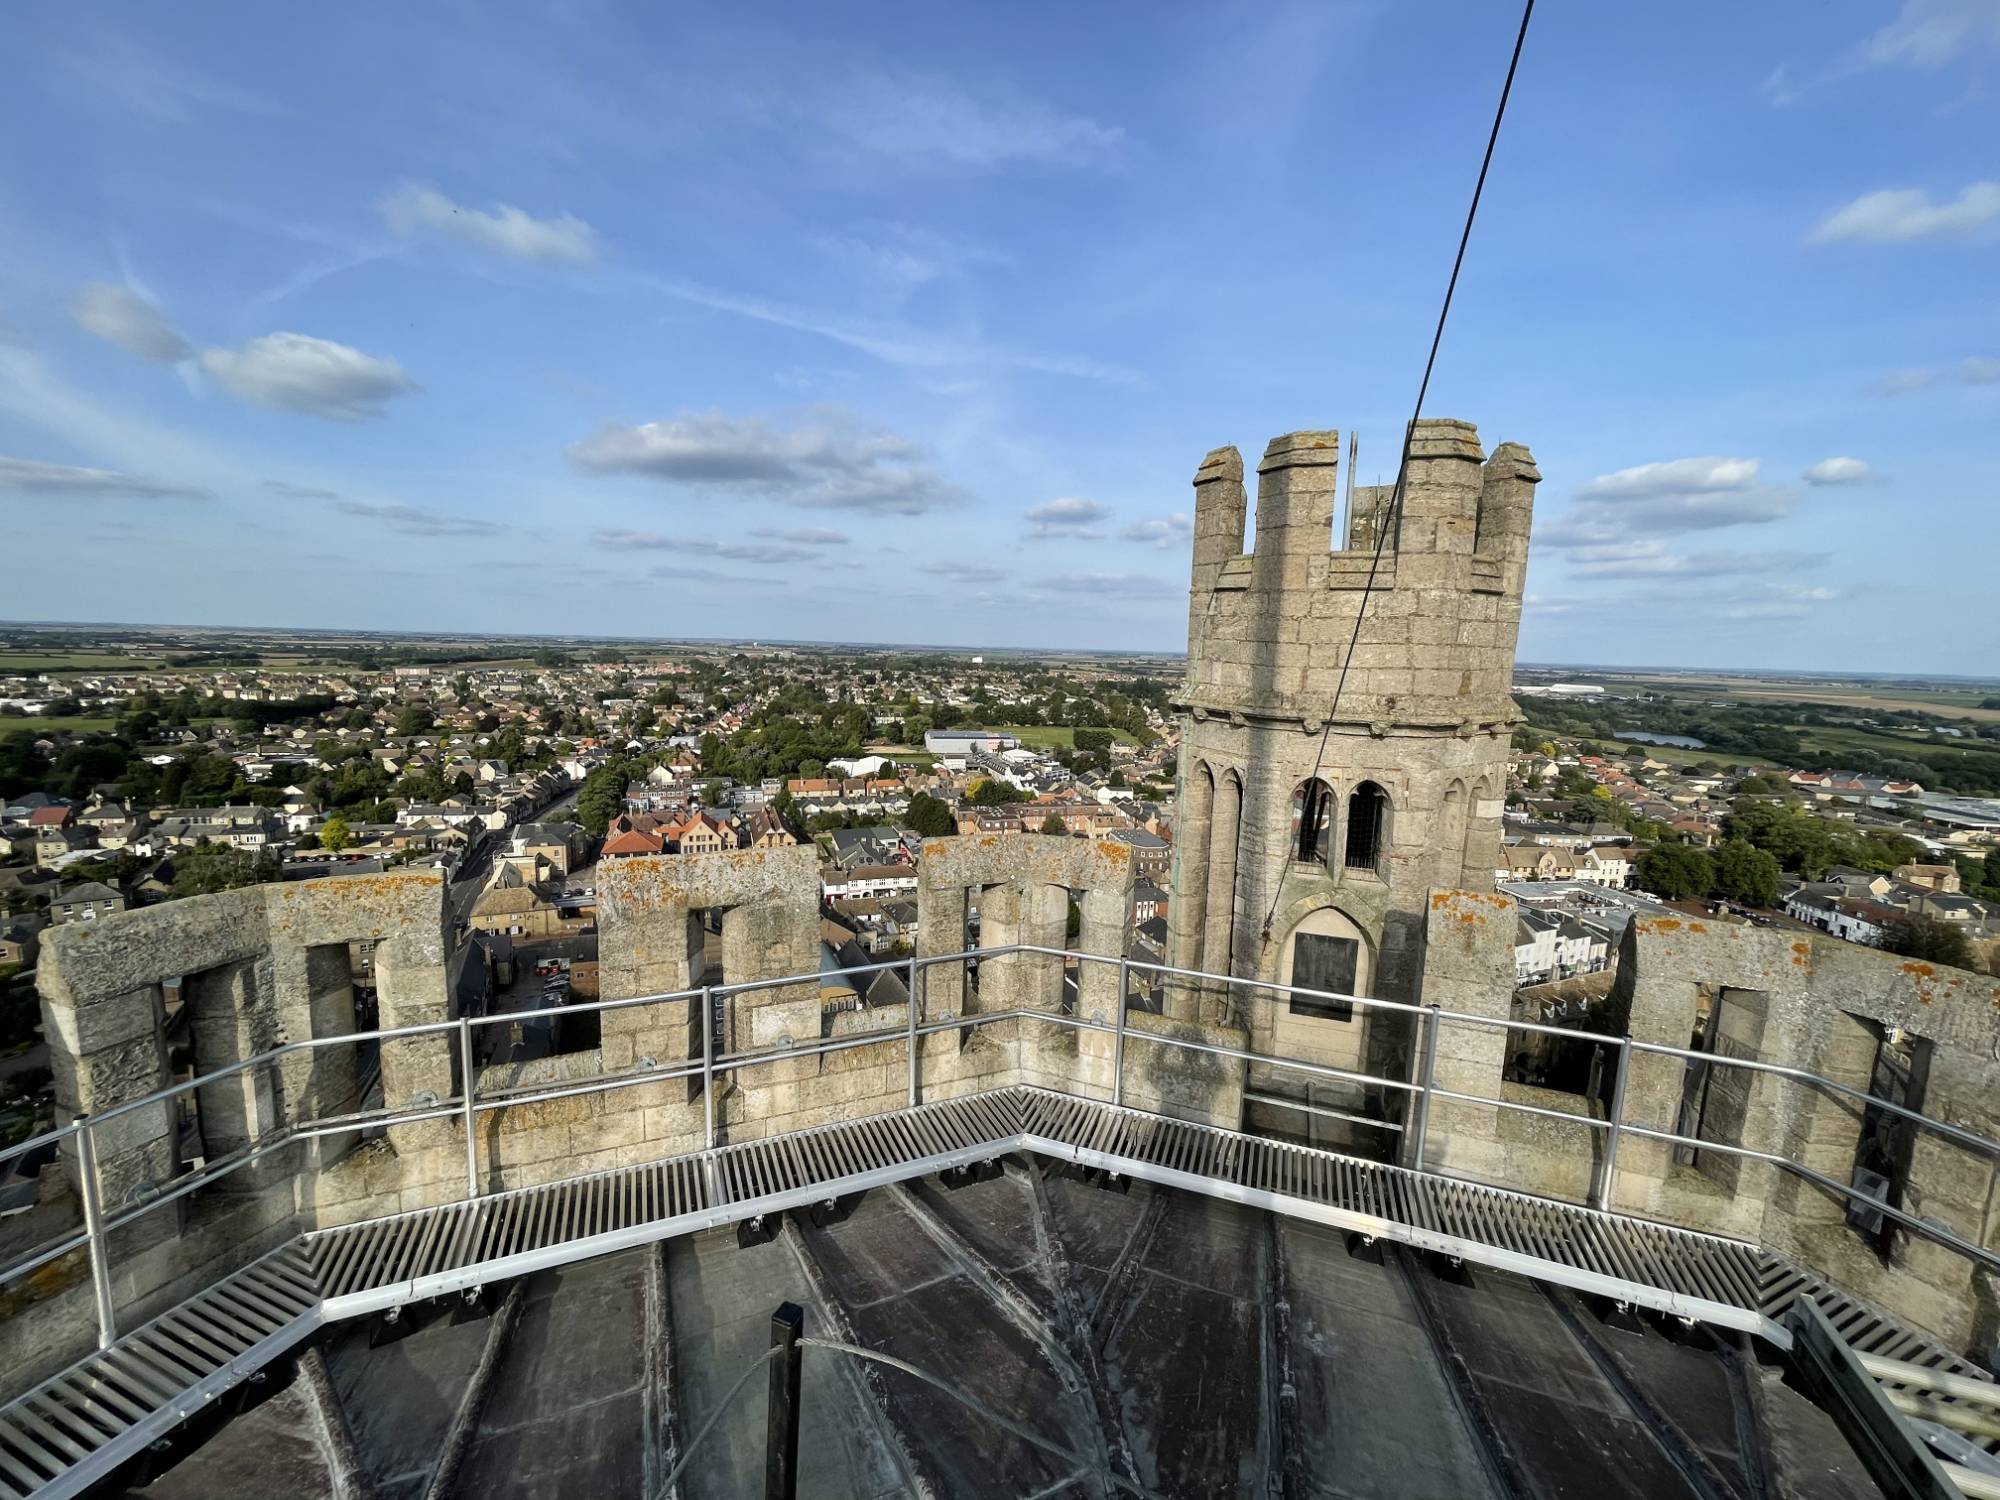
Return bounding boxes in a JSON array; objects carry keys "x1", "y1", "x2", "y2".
[{"x1": 1166, "y1": 420, "x2": 1538, "y2": 1045}]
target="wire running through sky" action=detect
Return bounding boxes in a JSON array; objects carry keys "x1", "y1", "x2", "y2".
[{"x1": 1259, "y1": 0, "x2": 1536, "y2": 946}]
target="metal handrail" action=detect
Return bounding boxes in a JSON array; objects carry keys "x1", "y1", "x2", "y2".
[{"x1": 12, "y1": 940, "x2": 2000, "y2": 1350}]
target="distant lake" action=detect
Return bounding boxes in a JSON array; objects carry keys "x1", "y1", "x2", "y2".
[{"x1": 1616, "y1": 731, "x2": 1707, "y2": 749}]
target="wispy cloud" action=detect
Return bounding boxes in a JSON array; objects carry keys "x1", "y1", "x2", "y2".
[
  {"x1": 1121, "y1": 514, "x2": 1193, "y2": 548},
  {"x1": 1809, "y1": 181, "x2": 2000, "y2": 244},
  {"x1": 1766, "y1": 1, "x2": 2000, "y2": 106},
  {"x1": 0, "y1": 455, "x2": 213, "y2": 500},
  {"x1": 1026, "y1": 497, "x2": 1111, "y2": 539},
  {"x1": 1870, "y1": 354, "x2": 2000, "y2": 394},
  {"x1": 569, "y1": 407, "x2": 970, "y2": 514},
  {"x1": 71, "y1": 284, "x2": 192, "y2": 363},
  {"x1": 262, "y1": 479, "x2": 343, "y2": 501},
  {"x1": 751, "y1": 525, "x2": 850, "y2": 545},
  {"x1": 333, "y1": 499, "x2": 502, "y2": 536},
  {"x1": 632, "y1": 271, "x2": 1142, "y2": 387},
  {"x1": 56, "y1": 29, "x2": 273, "y2": 124},
  {"x1": 592, "y1": 528, "x2": 827, "y2": 564},
  {"x1": 783, "y1": 67, "x2": 1123, "y2": 172},
  {"x1": 1563, "y1": 541, "x2": 1828, "y2": 580},
  {"x1": 380, "y1": 181, "x2": 599, "y2": 266},
  {"x1": 200, "y1": 333, "x2": 419, "y2": 421},
  {"x1": 1862, "y1": 0, "x2": 2000, "y2": 69},
  {"x1": 933, "y1": 561, "x2": 1008, "y2": 583},
  {"x1": 808, "y1": 223, "x2": 1010, "y2": 287},
  {"x1": 1036, "y1": 572, "x2": 1180, "y2": 600}
]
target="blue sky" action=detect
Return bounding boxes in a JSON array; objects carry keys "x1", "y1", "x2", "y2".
[{"x1": 1, "y1": 2, "x2": 1996, "y2": 672}]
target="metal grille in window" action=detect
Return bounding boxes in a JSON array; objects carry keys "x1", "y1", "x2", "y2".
[
  {"x1": 1345, "y1": 782, "x2": 1387, "y2": 870},
  {"x1": 1288, "y1": 933, "x2": 1357, "y2": 1021},
  {"x1": 1292, "y1": 779, "x2": 1333, "y2": 865}
]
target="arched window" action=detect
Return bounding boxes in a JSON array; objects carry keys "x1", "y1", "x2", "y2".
[
  {"x1": 1345, "y1": 781, "x2": 1389, "y2": 871},
  {"x1": 1290, "y1": 777, "x2": 1334, "y2": 865}
]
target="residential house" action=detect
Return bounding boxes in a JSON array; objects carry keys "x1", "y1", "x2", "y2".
[
  {"x1": 512, "y1": 822, "x2": 586, "y2": 878},
  {"x1": 1104, "y1": 827, "x2": 1171, "y2": 882},
  {"x1": 667, "y1": 810, "x2": 736, "y2": 855},
  {"x1": 1894, "y1": 862, "x2": 1961, "y2": 894},
  {"x1": 745, "y1": 808, "x2": 797, "y2": 848},
  {"x1": 49, "y1": 881, "x2": 127, "y2": 925}
]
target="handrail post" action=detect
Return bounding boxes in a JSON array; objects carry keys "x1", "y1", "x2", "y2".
[
  {"x1": 905, "y1": 956, "x2": 921, "y2": 1109},
  {"x1": 458, "y1": 1017, "x2": 480, "y2": 1199},
  {"x1": 765, "y1": 1301, "x2": 805, "y2": 1500},
  {"x1": 1594, "y1": 1035, "x2": 1632, "y2": 1211},
  {"x1": 1112, "y1": 956, "x2": 1130, "y2": 1109},
  {"x1": 701, "y1": 985, "x2": 717, "y2": 1152},
  {"x1": 74, "y1": 1115, "x2": 117, "y2": 1349},
  {"x1": 1410, "y1": 1005, "x2": 1441, "y2": 1173}
]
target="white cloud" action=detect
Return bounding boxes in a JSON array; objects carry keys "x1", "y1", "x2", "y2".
[
  {"x1": 568, "y1": 408, "x2": 970, "y2": 515},
  {"x1": 793, "y1": 69, "x2": 1123, "y2": 171},
  {"x1": 1870, "y1": 354, "x2": 2000, "y2": 394},
  {"x1": 1037, "y1": 572, "x2": 1180, "y2": 600},
  {"x1": 70, "y1": 284, "x2": 192, "y2": 363},
  {"x1": 199, "y1": 333, "x2": 419, "y2": 421},
  {"x1": 1121, "y1": 514, "x2": 1193, "y2": 548},
  {"x1": 1576, "y1": 456, "x2": 1762, "y2": 501},
  {"x1": 1563, "y1": 540, "x2": 1828, "y2": 579},
  {"x1": 934, "y1": 561, "x2": 1008, "y2": 583},
  {"x1": 380, "y1": 181, "x2": 599, "y2": 266},
  {"x1": 1809, "y1": 182, "x2": 2000, "y2": 244},
  {"x1": 333, "y1": 499, "x2": 502, "y2": 536},
  {"x1": 1863, "y1": 0, "x2": 2000, "y2": 68},
  {"x1": 1545, "y1": 455, "x2": 1800, "y2": 547},
  {"x1": 1026, "y1": 497, "x2": 1112, "y2": 539},
  {"x1": 0, "y1": 455, "x2": 212, "y2": 500},
  {"x1": 751, "y1": 525, "x2": 850, "y2": 545},
  {"x1": 1803, "y1": 456, "x2": 1874, "y2": 486},
  {"x1": 592, "y1": 528, "x2": 825, "y2": 564}
]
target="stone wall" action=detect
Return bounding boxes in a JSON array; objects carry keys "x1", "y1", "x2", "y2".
[
  {"x1": 1419, "y1": 903, "x2": 2000, "y2": 1359},
  {"x1": 10, "y1": 836, "x2": 1240, "y2": 1399}
]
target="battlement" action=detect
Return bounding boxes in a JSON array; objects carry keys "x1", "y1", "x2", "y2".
[
  {"x1": 1190, "y1": 419, "x2": 1538, "y2": 602},
  {"x1": 1182, "y1": 419, "x2": 1540, "y2": 727}
]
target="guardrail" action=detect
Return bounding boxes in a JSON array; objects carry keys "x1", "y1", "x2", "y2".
[{"x1": 5, "y1": 941, "x2": 1997, "y2": 1352}]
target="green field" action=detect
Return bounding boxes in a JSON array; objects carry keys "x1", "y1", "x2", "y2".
[
  {"x1": 0, "y1": 653, "x2": 164, "y2": 672},
  {"x1": 988, "y1": 725, "x2": 1140, "y2": 750},
  {"x1": 0, "y1": 716, "x2": 118, "y2": 736}
]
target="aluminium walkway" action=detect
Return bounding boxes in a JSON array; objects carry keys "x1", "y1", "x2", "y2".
[{"x1": 0, "y1": 1085, "x2": 1990, "y2": 1500}]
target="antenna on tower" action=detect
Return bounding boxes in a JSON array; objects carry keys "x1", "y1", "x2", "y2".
[{"x1": 1343, "y1": 432, "x2": 1357, "y2": 548}]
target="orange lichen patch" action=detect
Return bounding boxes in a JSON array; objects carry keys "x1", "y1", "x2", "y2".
[
  {"x1": 1901, "y1": 961, "x2": 1937, "y2": 980},
  {"x1": 1431, "y1": 892, "x2": 1453, "y2": 909},
  {"x1": 1639, "y1": 918, "x2": 1682, "y2": 933},
  {"x1": 1688, "y1": 922, "x2": 1706, "y2": 933},
  {"x1": 1094, "y1": 839, "x2": 1131, "y2": 865}
]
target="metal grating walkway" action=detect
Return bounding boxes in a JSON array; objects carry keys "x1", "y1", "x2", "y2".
[{"x1": 0, "y1": 1086, "x2": 1986, "y2": 1499}]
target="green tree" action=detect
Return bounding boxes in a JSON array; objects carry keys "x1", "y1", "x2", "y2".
[
  {"x1": 1880, "y1": 913, "x2": 1972, "y2": 970},
  {"x1": 394, "y1": 705, "x2": 435, "y2": 737},
  {"x1": 904, "y1": 792, "x2": 958, "y2": 838},
  {"x1": 1635, "y1": 843, "x2": 1714, "y2": 902},
  {"x1": 574, "y1": 761, "x2": 629, "y2": 837},
  {"x1": 171, "y1": 843, "x2": 279, "y2": 897},
  {"x1": 1040, "y1": 813, "x2": 1067, "y2": 835},
  {"x1": 901, "y1": 716, "x2": 932, "y2": 746},
  {"x1": 967, "y1": 778, "x2": 1027, "y2": 807},
  {"x1": 320, "y1": 815, "x2": 352, "y2": 853},
  {"x1": 1710, "y1": 840, "x2": 1780, "y2": 907}
]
